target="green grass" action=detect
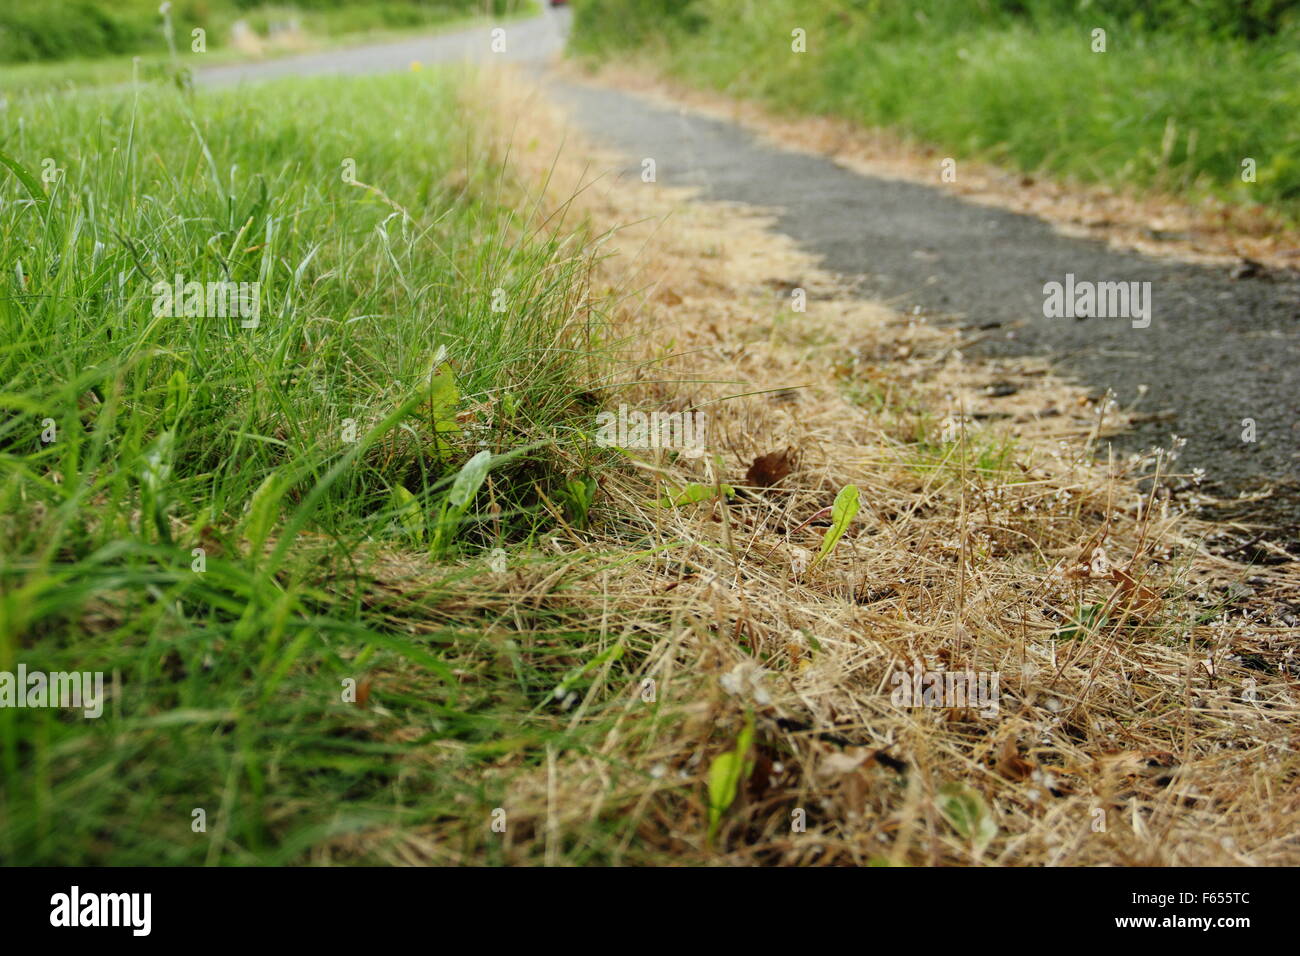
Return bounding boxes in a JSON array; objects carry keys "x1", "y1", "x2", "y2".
[
  {"x1": 905, "y1": 427, "x2": 1019, "y2": 484},
  {"x1": 0, "y1": 68, "x2": 649, "y2": 864},
  {"x1": 0, "y1": 0, "x2": 531, "y2": 65},
  {"x1": 571, "y1": 0, "x2": 1300, "y2": 220}
]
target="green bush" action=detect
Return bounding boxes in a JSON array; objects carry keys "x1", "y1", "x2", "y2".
[
  {"x1": 0, "y1": 0, "x2": 519, "y2": 64},
  {"x1": 1011, "y1": 0, "x2": 1300, "y2": 40},
  {"x1": 572, "y1": 0, "x2": 1300, "y2": 216},
  {"x1": 0, "y1": 0, "x2": 161, "y2": 62},
  {"x1": 572, "y1": 0, "x2": 1300, "y2": 50}
]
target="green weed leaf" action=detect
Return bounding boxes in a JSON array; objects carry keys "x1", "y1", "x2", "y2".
[
  {"x1": 937, "y1": 782, "x2": 998, "y2": 853},
  {"x1": 244, "y1": 470, "x2": 284, "y2": 556},
  {"x1": 448, "y1": 450, "x2": 492, "y2": 508},
  {"x1": 707, "y1": 715, "x2": 755, "y2": 842},
  {"x1": 391, "y1": 485, "x2": 424, "y2": 545},
  {"x1": 652, "y1": 482, "x2": 734, "y2": 508},
  {"x1": 138, "y1": 431, "x2": 176, "y2": 543},
  {"x1": 430, "y1": 450, "x2": 492, "y2": 555},
  {"x1": 1053, "y1": 603, "x2": 1109, "y2": 640},
  {"x1": 414, "y1": 354, "x2": 462, "y2": 458},
  {"x1": 811, "y1": 483, "x2": 860, "y2": 570},
  {"x1": 560, "y1": 476, "x2": 596, "y2": 528}
]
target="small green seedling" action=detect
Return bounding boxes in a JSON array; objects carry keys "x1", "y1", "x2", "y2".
[
  {"x1": 810, "y1": 483, "x2": 860, "y2": 570},
  {"x1": 936, "y1": 781, "x2": 998, "y2": 856},
  {"x1": 1053, "y1": 602, "x2": 1109, "y2": 640},
  {"x1": 707, "y1": 714, "x2": 756, "y2": 843}
]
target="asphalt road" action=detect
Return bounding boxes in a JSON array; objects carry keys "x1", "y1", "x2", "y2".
[
  {"x1": 198, "y1": 9, "x2": 1300, "y2": 538},
  {"x1": 198, "y1": 7, "x2": 571, "y2": 85}
]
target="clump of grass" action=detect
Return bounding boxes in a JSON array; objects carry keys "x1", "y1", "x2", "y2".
[{"x1": 0, "y1": 68, "x2": 617, "y2": 864}]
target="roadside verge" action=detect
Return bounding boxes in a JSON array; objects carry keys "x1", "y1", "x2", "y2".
[{"x1": 458, "y1": 66, "x2": 1300, "y2": 865}]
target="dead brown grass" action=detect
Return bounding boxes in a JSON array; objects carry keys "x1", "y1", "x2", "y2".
[{"x1": 353, "y1": 66, "x2": 1299, "y2": 867}]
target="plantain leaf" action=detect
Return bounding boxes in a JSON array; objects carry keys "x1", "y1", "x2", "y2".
[
  {"x1": 937, "y1": 782, "x2": 998, "y2": 853},
  {"x1": 560, "y1": 476, "x2": 596, "y2": 528},
  {"x1": 430, "y1": 450, "x2": 493, "y2": 555},
  {"x1": 244, "y1": 470, "x2": 284, "y2": 556},
  {"x1": 652, "y1": 482, "x2": 734, "y2": 508},
  {"x1": 811, "y1": 483, "x2": 860, "y2": 570},
  {"x1": 1053, "y1": 602, "x2": 1108, "y2": 641},
  {"x1": 391, "y1": 485, "x2": 424, "y2": 545},
  {"x1": 138, "y1": 431, "x2": 176, "y2": 543},
  {"x1": 448, "y1": 449, "x2": 491, "y2": 508},
  {"x1": 552, "y1": 644, "x2": 625, "y2": 700},
  {"x1": 415, "y1": 354, "x2": 461, "y2": 458},
  {"x1": 707, "y1": 715, "x2": 755, "y2": 842},
  {"x1": 427, "y1": 363, "x2": 460, "y2": 431}
]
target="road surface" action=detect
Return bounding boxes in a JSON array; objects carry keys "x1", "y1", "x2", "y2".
[{"x1": 198, "y1": 8, "x2": 1300, "y2": 542}]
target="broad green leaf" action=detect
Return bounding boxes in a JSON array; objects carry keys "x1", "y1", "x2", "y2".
[
  {"x1": 707, "y1": 753, "x2": 743, "y2": 838},
  {"x1": 1053, "y1": 603, "x2": 1108, "y2": 641},
  {"x1": 652, "y1": 482, "x2": 734, "y2": 508},
  {"x1": 560, "y1": 476, "x2": 596, "y2": 528},
  {"x1": 426, "y1": 361, "x2": 461, "y2": 432},
  {"x1": 138, "y1": 431, "x2": 176, "y2": 542},
  {"x1": 937, "y1": 782, "x2": 998, "y2": 852},
  {"x1": 500, "y1": 391, "x2": 518, "y2": 420},
  {"x1": 430, "y1": 451, "x2": 493, "y2": 555},
  {"x1": 552, "y1": 644, "x2": 624, "y2": 699},
  {"x1": 448, "y1": 450, "x2": 492, "y2": 508},
  {"x1": 410, "y1": 355, "x2": 462, "y2": 459},
  {"x1": 391, "y1": 485, "x2": 424, "y2": 545},
  {"x1": 707, "y1": 715, "x2": 755, "y2": 842},
  {"x1": 138, "y1": 431, "x2": 175, "y2": 495},
  {"x1": 811, "y1": 483, "x2": 860, "y2": 570}
]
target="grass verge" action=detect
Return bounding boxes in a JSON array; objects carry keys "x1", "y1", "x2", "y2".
[
  {"x1": 0, "y1": 66, "x2": 619, "y2": 864},
  {"x1": 438, "y1": 67, "x2": 1299, "y2": 865},
  {"x1": 3, "y1": 55, "x2": 1296, "y2": 866},
  {"x1": 570, "y1": 0, "x2": 1300, "y2": 227}
]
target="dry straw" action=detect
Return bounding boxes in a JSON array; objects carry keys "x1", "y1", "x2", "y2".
[{"x1": 348, "y1": 65, "x2": 1298, "y2": 866}]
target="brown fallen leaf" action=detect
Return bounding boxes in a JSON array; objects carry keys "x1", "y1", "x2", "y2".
[
  {"x1": 354, "y1": 676, "x2": 373, "y2": 709},
  {"x1": 745, "y1": 446, "x2": 798, "y2": 488},
  {"x1": 1109, "y1": 566, "x2": 1163, "y2": 620},
  {"x1": 995, "y1": 735, "x2": 1034, "y2": 781},
  {"x1": 77, "y1": 389, "x2": 102, "y2": 423}
]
